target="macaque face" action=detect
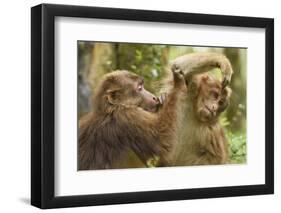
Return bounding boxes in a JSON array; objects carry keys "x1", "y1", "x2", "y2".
[
  {"x1": 105, "y1": 71, "x2": 159, "y2": 112},
  {"x1": 193, "y1": 74, "x2": 231, "y2": 123},
  {"x1": 133, "y1": 77, "x2": 159, "y2": 112}
]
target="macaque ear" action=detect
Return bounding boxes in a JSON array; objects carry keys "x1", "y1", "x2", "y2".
[
  {"x1": 201, "y1": 75, "x2": 210, "y2": 82},
  {"x1": 105, "y1": 88, "x2": 121, "y2": 105}
]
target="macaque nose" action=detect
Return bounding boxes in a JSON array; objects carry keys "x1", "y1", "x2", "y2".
[
  {"x1": 153, "y1": 96, "x2": 159, "y2": 103},
  {"x1": 211, "y1": 104, "x2": 218, "y2": 112}
]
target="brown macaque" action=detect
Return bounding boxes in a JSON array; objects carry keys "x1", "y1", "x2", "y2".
[
  {"x1": 163, "y1": 52, "x2": 233, "y2": 166},
  {"x1": 79, "y1": 70, "x2": 186, "y2": 170}
]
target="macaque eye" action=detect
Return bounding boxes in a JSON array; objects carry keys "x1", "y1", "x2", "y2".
[
  {"x1": 137, "y1": 84, "x2": 143, "y2": 91},
  {"x1": 210, "y1": 91, "x2": 219, "y2": 99}
]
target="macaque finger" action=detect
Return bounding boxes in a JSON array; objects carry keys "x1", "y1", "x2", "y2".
[
  {"x1": 222, "y1": 78, "x2": 228, "y2": 89},
  {"x1": 222, "y1": 74, "x2": 231, "y2": 88},
  {"x1": 172, "y1": 68, "x2": 185, "y2": 87},
  {"x1": 158, "y1": 93, "x2": 167, "y2": 105}
]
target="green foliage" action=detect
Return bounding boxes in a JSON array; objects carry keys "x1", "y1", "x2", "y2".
[
  {"x1": 130, "y1": 46, "x2": 165, "y2": 80},
  {"x1": 220, "y1": 114, "x2": 246, "y2": 164},
  {"x1": 226, "y1": 131, "x2": 247, "y2": 164},
  {"x1": 113, "y1": 44, "x2": 169, "y2": 93}
]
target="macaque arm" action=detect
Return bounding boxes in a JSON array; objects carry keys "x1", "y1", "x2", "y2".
[
  {"x1": 122, "y1": 72, "x2": 185, "y2": 166},
  {"x1": 171, "y1": 52, "x2": 233, "y2": 86}
]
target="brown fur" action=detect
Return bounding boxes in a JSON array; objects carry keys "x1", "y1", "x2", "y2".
[{"x1": 79, "y1": 70, "x2": 186, "y2": 170}]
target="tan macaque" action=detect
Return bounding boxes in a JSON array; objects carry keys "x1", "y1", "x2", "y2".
[
  {"x1": 161, "y1": 52, "x2": 233, "y2": 166},
  {"x1": 79, "y1": 70, "x2": 186, "y2": 170},
  {"x1": 174, "y1": 73, "x2": 232, "y2": 166}
]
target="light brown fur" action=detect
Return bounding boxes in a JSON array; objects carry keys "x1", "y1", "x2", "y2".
[
  {"x1": 174, "y1": 73, "x2": 231, "y2": 166},
  {"x1": 162, "y1": 52, "x2": 233, "y2": 166}
]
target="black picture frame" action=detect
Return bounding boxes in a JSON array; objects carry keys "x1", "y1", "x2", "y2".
[{"x1": 31, "y1": 3, "x2": 274, "y2": 209}]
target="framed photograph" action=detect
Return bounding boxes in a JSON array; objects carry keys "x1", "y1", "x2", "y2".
[{"x1": 31, "y1": 3, "x2": 274, "y2": 209}]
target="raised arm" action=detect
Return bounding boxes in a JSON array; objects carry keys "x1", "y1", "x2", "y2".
[{"x1": 171, "y1": 52, "x2": 233, "y2": 87}]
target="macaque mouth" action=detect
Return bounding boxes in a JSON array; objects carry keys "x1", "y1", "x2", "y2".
[
  {"x1": 205, "y1": 105, "x2": 216, "y2": 116},
  {"x1": 144, "y1": 105, "x2": 158, "y2": 112},
  {"x1": 198, "y1": 105, "x2": 218, "y2": 123},
  {"x1": 138, "y1": 101, "x2": 159, "y2": 112}
]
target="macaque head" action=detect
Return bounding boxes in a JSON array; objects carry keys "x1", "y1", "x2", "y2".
[
  {"x1": 94, "y1": 70, "x2": 159, "y2": 112},
  {"x1": 189, "y1": 73, "x2": 232, "y2": 123}
]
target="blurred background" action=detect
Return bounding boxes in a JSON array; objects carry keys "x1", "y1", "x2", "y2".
[{"x1": 78, "y1": 41, "x2": 247, "y2": 164}]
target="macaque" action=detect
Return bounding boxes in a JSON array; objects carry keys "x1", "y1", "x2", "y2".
[
  {"x1": 174, "y1": 73, "x2": 232, "y2": 165},
  {"x1": 79, "y1": 70, "x2": 186, "y2": 170},
  {"x1": 166, "y1": 52, "x2": 233, "y2": 166}
]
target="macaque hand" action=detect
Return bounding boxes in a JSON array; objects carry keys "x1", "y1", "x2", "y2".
[
  {"x1": 222, "y1": 74, "x2": 231, "y2": 88},
  {"x1": 158, "y1": 93, "x2": 167, "y2": 106},
  {"x1": 172, "y1": 68, "x2": 186, "y2": 89},
  {"x1": 220, "y1": 62, "x2": 233, "y2": 88}
]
